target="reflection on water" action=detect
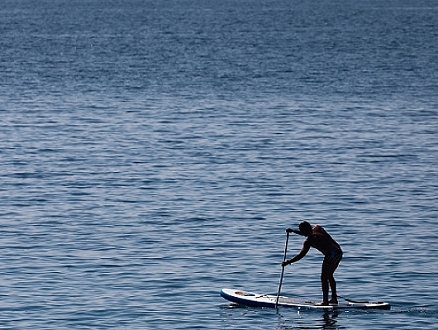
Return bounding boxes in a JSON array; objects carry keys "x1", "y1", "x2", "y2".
[
  {"x1": 221, "y1": 302, "x2": 438, "y2": 330},
  {"x1": 321, "y1": 311, "x2": 340, "y2": 329},
  {"x1": 221, "y1": 304, "x2": 342, "y2": 330},
  {"x1": 277, "y1": 310, "x2": 341, "y2": 330}
]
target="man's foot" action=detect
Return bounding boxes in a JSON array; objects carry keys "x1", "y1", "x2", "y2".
[
  {"x1": 329, "y1": 299, "x2": 338, "y2": 305},
  {"x1": 314, "y1": 301, "x2": 329, "y2": 306}
]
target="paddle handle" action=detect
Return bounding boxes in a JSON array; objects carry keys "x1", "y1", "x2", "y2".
[{"x1": 275, "y1": 231, "x2": 289, "y2": 308}]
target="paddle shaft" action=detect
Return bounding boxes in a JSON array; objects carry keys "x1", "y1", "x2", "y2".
[{"x1": 275, "y1": 231, "x2": 289, "y2": 308}]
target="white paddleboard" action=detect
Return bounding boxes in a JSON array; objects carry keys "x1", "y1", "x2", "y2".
[{"x1": 220, "y1": 288, "x2": 390, "y2": 310}]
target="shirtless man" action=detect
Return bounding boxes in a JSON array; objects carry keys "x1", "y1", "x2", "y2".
[{"x1": 282, "y1": 221, "x2": 343, "y2": 306}]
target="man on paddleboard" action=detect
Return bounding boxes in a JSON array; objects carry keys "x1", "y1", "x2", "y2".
[{"x1": 282, "y1": 221, "x2": 342, "y2": 306}]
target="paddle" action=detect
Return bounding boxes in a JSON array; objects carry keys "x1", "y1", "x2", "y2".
[{"x1": 275, "y1": 230, "x2": 290, "y2": 308}]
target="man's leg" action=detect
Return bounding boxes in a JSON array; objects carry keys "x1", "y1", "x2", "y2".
[
  {"x1": 328, "y1": 275, "x2": 337, "y2": 304},
  {"x1": 321, "y1": 273, "x2": 330, "y2": 304},
  {"x1": 321, "y1": 262, "x2": 338, "y2": 305}
]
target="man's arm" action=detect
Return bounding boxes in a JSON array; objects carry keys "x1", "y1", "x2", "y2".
[
  {"x1": 286, "y1": 228, "x2": 305, "y2": 235},
  {"x1": 282, "y1": 240, "x2": 310, "y2": 266}
]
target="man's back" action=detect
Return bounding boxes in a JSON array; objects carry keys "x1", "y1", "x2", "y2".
[{"x1": 306, "y1": 225, "x2": 340, "y2": 255}]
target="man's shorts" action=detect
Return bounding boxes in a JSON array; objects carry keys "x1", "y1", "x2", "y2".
[{"x1": 324, "y1": 248, "x2": 343, "y2": 265}]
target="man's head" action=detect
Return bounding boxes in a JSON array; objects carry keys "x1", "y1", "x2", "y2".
[{"x1": 299, "y1": 221, "x2": 312, "y2": 236}]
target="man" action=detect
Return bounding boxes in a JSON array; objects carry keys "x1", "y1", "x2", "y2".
[{"x1": 282, "y1": 221, "x2": 343, "y2": 306}]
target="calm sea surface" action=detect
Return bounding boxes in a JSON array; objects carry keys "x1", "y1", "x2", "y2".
[{"x1": 1, "y1": 0, "x2": 438, "y2": 329}]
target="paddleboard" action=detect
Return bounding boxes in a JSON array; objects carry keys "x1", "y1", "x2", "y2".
[{"x1": 220, "y1": 288, "x2": 390, "y2": 310}]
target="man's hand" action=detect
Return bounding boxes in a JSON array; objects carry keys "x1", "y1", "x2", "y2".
[
  {"x1": 282, "y1": 260, "x2": 290, "y2": 267},
  {"x1": 286, "y1": 228, "x2": 300, "y2": 235}
]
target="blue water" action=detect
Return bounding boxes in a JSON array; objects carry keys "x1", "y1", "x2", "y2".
[{"x1": 1, "y1": 0, "x2": 438, "y2": 328}]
